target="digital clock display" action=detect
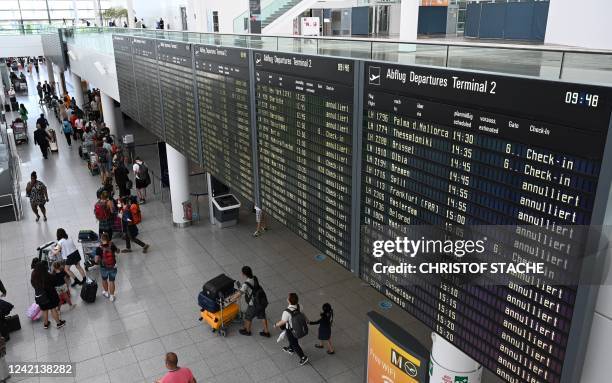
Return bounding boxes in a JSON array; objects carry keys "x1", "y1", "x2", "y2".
[{"x1": 565, "y1": 91, "x2": 599, "y2": 107}]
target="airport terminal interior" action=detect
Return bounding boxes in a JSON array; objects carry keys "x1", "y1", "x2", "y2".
[{"x1": 0, "y1": 1, "x2": 611, "y2": 383}]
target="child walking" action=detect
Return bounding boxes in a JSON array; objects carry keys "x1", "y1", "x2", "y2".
[
  {"x1": 310, "y1": 303, "x2": 335, "y2": 354},
  {"x1": 52, "y1": 261, "x2": 74, "y2": 311}
]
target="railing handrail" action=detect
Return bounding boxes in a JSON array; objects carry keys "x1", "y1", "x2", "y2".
[{"x1": 64, "y1": 26, "x2": 612, "y2": 55}]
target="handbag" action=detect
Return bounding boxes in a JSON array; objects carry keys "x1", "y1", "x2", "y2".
[{"x1": 0, "y1": 300, "x2": 13, "y2": 317}]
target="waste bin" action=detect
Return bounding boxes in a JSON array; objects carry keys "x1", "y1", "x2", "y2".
[{"x1": 212, "y1": 194, "x2": 241, "y2": 228}]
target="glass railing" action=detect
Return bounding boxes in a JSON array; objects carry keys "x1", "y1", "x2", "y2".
[
  {"x1": 0, "y1": 24, "x2": 56, "y2": 35},
  {"x1": 62, "y1": 27, "x2": 612, "y2": 84}
]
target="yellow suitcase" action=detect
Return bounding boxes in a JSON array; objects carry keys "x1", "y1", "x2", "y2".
[{"x1": 200, "y1": 303, "x2": 240, "y2": 335}]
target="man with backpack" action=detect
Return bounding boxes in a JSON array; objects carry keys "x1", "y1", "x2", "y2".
[
  {"x1": 95, "y1": 233, "x2": 118, "y2": 302},
  {"x1": 235, "y1": 266, "x2": 270, "y2": 337},
  {"x1": 119, "y1": 197, "x2": 150, "y2": 253},
  {"x1": 133, "y1": 157, "x2": 151, "y2": 204},
  {"x1": 94, "y1": 191, "x2": 115, "y2": 239},
  {"x1": 274, "y1": 293, "x2": 309, "y2": 365}
]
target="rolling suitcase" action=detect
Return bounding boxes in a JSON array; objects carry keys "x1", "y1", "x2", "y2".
[
  {"x1": 5, "y1": 315, "x2": 21, "y2": 332},
  {"x1": 198, "y1": 291, "x2": 219, "y2": 312},
  {"x1": 202, "y1": 274, "x2": 235, "y2": 300},
  {"x1": 80, "y1": 278, "x2": 97, "y2": 303},
  {"x1": 78, "y1": 230, "x2": 98, "y2": 242},
  {"x1": 201, "y1": 303, "x2": 239, "y2": 332}
]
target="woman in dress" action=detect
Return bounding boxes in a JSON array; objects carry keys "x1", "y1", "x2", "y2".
[
  {"x1": 25, "y1": 171, "x2": 49, "y2": 222},
  {"x1": 30, "y1": 261, "x2": 65, "y2": 329}
]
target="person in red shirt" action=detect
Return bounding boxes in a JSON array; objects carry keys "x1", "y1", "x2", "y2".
[{"x1": 155, "y1": 353, "x2": 196, "y2": 383}]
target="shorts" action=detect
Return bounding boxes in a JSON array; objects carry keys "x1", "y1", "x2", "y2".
[
  {"x1": 135, "y1": 178, "x2": 147, "y2": 189},
  {"x1": 100, "y1": 267, "x2": 117, "y2": 281},
  {"x1": 31, "y1": 201, "x2": 45, "y2": 209},
  {"x1": 245, "y1": 305, "x2": 266, "y2": 321},
  {"x1": 66, "y1": 250, "x2": 81, "y2": 266}
]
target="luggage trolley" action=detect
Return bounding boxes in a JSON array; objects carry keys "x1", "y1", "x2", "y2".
[
  {"x1": 48, "y1": 129, "x2": 58, "y2": 153},
  {"x1": 36, "y1": 241, "x2": 60, "y2": 271},
  {"x1": 78, "y1": 230, "x2": 99, "y2": 271},
  {"x1": 198, "y1": 274, "x2": 241, "y2": 337},
  {"x1": 11, "y1": 120, "x2": 28, "y2": 144}
]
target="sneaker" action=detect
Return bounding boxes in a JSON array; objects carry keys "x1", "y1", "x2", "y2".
[
  {"x1": 299, "y1": 356, "x2": 309, "y2": 365},
  {"x1": 109, "y1": 295, "x2": 115, "y2": 302},
  {"x1": 253, "y1": 230, "x2": 261, "y2": 237},
  {"x1": 43, "y1": 321, "x2": 50, "y2": 329},
  {"x1": 327, "y1": 351, "x2": 335, "y2": 355},
  {"x1": 35, "y1": 216, "x2": 40, "y2": 222},
  {"x1": 43, "y1": 216, "x2": 47, "y2": 222},
  {"x1": 57, "y1": 320, "x2": 66, "y2": 329},
  {"x1": 314, "y1": 344, "x2": 323, "y2": 349},
  {"x1": 239, "y1": 329, "x2": 251, "y2": 336},
  {"x1": 259, "y1": 331, "x2": 271, "y2": 338},
  {"x1": 282, "y1": 347, "x2": 294, "y2": 355},
  {"x1": 121, "y1": 248, "x2": 132, "y2": 253},
  {"x1": 102, "y1": 291, "x2": 110, "y2": 298},
  {"x1": 142, "y1": 244, "x2": 150, "y2": 253}
]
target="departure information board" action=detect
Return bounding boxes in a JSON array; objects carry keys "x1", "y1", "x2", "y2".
[
  {"x1": 157, "y1": 41, "x2": 199, "y2": 164},
  {"x1": 132, "y1": 37, "x2": 164, "y2": 140},
  {"x1": 359, "y1": 62, "x2": 612, "y2": 383},
  {"x1": 255, "y1": 52, "x2": 355, "y2": 268},
  {"x1": 195, "y1": 45, "x2": 253, "y2": 200},
  {"x1": 112, "y1": 35, "x2": 139, "y2": 121}
]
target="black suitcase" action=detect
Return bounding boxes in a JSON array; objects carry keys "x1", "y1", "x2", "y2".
[
  {"x1": 5, "y1": 314, "x2": 21, "y2": 332},
  {"x1": 198, "y1": 291, "x2": 220, "y2": 312},
  {"x1": 202, "y1": 274, "x2": 235, "y2": 300},
  {"x1": 78, "y1": 229, "x2": 98, "y2": 242},
  {"x1": 80, "y1": 279, "x2": 97, "y2": 303}
]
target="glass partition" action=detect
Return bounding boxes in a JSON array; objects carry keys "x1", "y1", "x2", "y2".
[
  {"x1": 317, "y1": 39, "x2": 372, "y2": 59},
  {"x1": 447, "y1": 45, "x2": 564, "y2": 79},
  {"x1": 372, "y1": 41, "x2": 448, "y2": 66}
]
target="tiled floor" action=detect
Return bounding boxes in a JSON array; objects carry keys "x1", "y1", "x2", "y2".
[{"x1": 0, "y1": 65, "x2": 501, "y2": 382}]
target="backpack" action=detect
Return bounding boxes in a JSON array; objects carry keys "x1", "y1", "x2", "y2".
[
  {"x1": 100, "y1": 245, "x2": 116, "y2": 268},
  {"x1": 245, "y1": 278, "x2": 268, "y2": 311},
  {"x1": 130, "y1": 203, "x2": 142, "y2": 225},
  {"x1": 99, "y1": 148, "x2": 109, "y2": 163},
  {"x1": 63, "y1": 121, "x2": 73, "y2": 134},
  {"x1": 137, "y1": 162, "x2": 149, "y2": 179},
  {"x1": 286, "y1": 307, "x2": 309, "y2": 339},
  {"x1": 94, "y1": 200, "x2": 110, "y2": 221}
]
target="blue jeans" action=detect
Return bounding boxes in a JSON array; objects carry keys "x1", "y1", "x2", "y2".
[{"x1": 100, "y1": 267, "x2": 117, "y2": 281}]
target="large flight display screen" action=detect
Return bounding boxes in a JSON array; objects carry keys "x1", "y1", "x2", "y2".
[
  {"x1": 112, "y1": 35, "x2": 139, "y2": 121},
  {"x1": 132, "y1": 37, "x2": 164, "y2": 140},
  {"x1": 157, "y1": 41, "x2": 199, "y2": 164},
  {"x1": 195, "y1": 45, "x2": 253, "y2": 200},
  {"x1": 359, "y1": 62, "x2": 612, "y2": 383},
  {"x1": 254, "y1": 52, "x2": 355, "y2": 268}
]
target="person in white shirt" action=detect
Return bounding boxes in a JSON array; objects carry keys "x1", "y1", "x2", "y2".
[
  {"x1": 54, "y1": 228, "x2": 86, "y2": 287},
  {"x1": 274, "y1": 293, "x2": 309, "y2": 365},
  {"x1": 133, "y1": 157, "x2": 150, "y2": 203}
]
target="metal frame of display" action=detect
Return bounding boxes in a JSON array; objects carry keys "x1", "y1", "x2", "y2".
[{"x1": 110, "y1": 34, "x2": 612, "y2": 383}]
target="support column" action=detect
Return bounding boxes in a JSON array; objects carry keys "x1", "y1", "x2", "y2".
[
  {"x1": 399, "y1": 0, "x2": 419, "y2": 41},
  {"x1": 429, "y1": 333, "x2": 482, "y2": 383},
  {"x1": 127, "y1": 0, "x2": 135, "y2": 28},
  {"x1": 100, "y1": 92, "x2": 118, "y2": 137},
  {"x1": 70, "y1": 71, "x2": 84, "y2": 109},
  {"x1": 167, "y1": 144, "x2": 191, "y2": 227},
  {"x1": 46, "y1": 62, "x2": 56, "y2": 95}
]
